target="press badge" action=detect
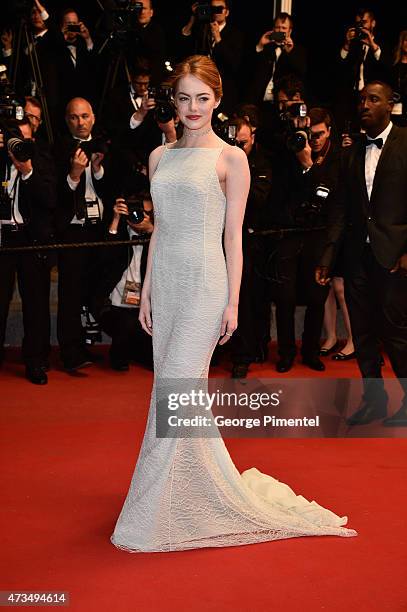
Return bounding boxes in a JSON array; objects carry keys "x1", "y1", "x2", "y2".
[
  {"x1": 85, "y1": 199, "x2": 101, "y2": 224},
  {"x1": 122, "y1": 280, "x2": 141, "y2": 306}
]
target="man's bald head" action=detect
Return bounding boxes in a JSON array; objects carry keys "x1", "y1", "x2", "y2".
[{"x1": 65, "y1": 97, "x2": 95, "y2": 139}]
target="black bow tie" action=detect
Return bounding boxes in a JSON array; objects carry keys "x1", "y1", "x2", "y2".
[{"x1": 365, "y1": 137, "x2": 383, "y2": 149}]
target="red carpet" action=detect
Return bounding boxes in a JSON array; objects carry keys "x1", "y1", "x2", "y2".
[{"x1": 1, "y1": 346, "x2": 407, "y2": 611}]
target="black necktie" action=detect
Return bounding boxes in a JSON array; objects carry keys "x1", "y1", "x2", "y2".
[{"x1": 365, "y1": 138, "x2": 383, "y2": 149}]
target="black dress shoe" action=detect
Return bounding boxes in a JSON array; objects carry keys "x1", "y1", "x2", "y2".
[
  {"x1": 383, "y1": 406, "x2": 407, "y2": 427},
  {"x1": 63, "y1": 357, "x2": 93, "y2": 372},
  {"x1": 319, "y1": 341, "x2": 340, "y2": 356},
  {"x1": 232, "y1": 363, "x2": 249, "y2": 379},
  {"x1": 276, "y1": 357, "x2": 294, "y2": 373},
  {"x1": 84, "y1": 349, "x2": 104, "y2": 363},
  {"x1": 25, "y1": 366, "x2": 48, "y2": 385},
  {"x1": 332, "y1": 351, "x2": 356, "y2": 361},
  {"x1": 302, "y1": 356, "x2": 326, "y2": 371},
  {"x1": 346, "y1": 401, "x2": 387, "y2": 425}
]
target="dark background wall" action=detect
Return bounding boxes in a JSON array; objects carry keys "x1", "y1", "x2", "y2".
[{"x1": 3, "y1": 0, "x2": 407, "y2": 105}]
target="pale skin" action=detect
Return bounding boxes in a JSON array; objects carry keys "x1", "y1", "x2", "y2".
[{"x1": 138, "y1": 73, "x2": 250, "y2": 345}]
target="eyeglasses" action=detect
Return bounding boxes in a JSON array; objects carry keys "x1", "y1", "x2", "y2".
[{"x1": 25, "y1": 113, "x2": 42, "y2": 124}]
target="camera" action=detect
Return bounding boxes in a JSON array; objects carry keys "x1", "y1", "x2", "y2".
[
  {"x1": 213, "y1": 113, "x2": 237, "y2": 145},
  {"x1": 125, "y1": 196, "x2": 145, "y2": 225},
  {"x1": 147, "y1": 86, "x2": 175, "y2": 123},
  {"x1": 280, "y1": 103, "x2": 311, "y2": 153},
  {"x1": 194, "y1": 2, "x2": 224, "y2": 22},
  {"x1": 353, "y1": 22, "x2": 366, "y2": 41},
  {"x1": 67, "y1": 24, "x2": 81, "y2": 33},
  {"x1": 266, "y1": 31, "x2": 286, "y2": 44},
  {"x1": 0, "y1": 65, "x2": 35, "y2": 162},
  {"x1": 77, "y1": 136, "x2": 109, "y2": 161},
  {"x1": 295, "y1": 184, "x2": 331, "y2": 226}
]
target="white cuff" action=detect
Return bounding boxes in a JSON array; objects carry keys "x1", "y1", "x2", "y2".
[
  {"x1": 256, "y1": 44, "x2": 263, "y2": 53},
  {"x1": 86, "y1": 40, "x2": 94, "y2": 51},
  {"x1": 2, "y1": 48, "x2": 12, "y2": 57},
  {"x1": 340, "y1": 48, "x2": 349, "y2": 59},
  {"x1": 130, "y1": 114, "x2": 143, "y2": 129},
  {"x1": 40, "y1": 9, "x2": 49, "y2": 20},
  {"x1": 93, "y1": 166, "x2": 104, "y2": 180},
  {"x1": 67, "y1": 174, "x2": 80, "y2": 191},
  {"x1": 373, "y1": 47, "x2": 381, "y2": 60},
  {"x1": 21, "y1": 170, "x2": 33, "y2": 180}
]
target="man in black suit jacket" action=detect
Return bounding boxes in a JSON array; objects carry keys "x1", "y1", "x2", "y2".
[
  {"x1": 0, "y1": 118, "x2": 56, "y2": 384},
  {"x1": 334, "y1": 8, "x2": 391, "y2": 133},
  {"x1": 180, "y1": 0, "x2": 245, "y2": 115},
  {"x1": 246, "y1": 12, "x2": 307, "y2": 111},
  {"x1": 317, "y1": 81, "x2": 407, "y2": 426},
  {"x1": 54, "y1": 97, "x2": 112, "y2": 371}
]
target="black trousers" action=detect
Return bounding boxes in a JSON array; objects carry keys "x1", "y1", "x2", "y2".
[
  {"x1": 271, "y1": 230, "x2": 329, "y2": 359},
  {"x1": 232, "y1": 236, "x2": 273, "y2": 365},
  {"x1": 101, "y1": 305, "x2": 153, "y2": 366},
  {"x1": 344, "y1": 243, "x2": 407, "y2": 401},
  {"x1": 57, "y1": 223, "x2": 104, "y2": 365},
  {"x1": 0, "y1": 226, "x2": 51, "y2": 367}
]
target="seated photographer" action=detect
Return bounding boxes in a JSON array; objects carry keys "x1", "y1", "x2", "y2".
[
  {"x1": 180, "y1": 1, "x2": 245, "y2": 115},
  {"x1": 0, "y1": 117, "x2": 56, "y2": 384},
  {"x1": 94, "y1": 183, "x2": 154, "y2": 372},
  {"x1": 54, "y1": 97, "x2": 112, "y2": 372},
  {"x1": 229, "y1": 117, "x2": 273, "y2": 379},
  {"x1": 267, "y1": 106, "x2": 341, "y2": 373},
  {"x1": 246, "y1": 12, "x2": 307, "y2": 124}
]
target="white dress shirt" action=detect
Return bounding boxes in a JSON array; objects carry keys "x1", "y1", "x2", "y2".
[
  {"x1": 340, "y1": 44, "x2": 381, "y2": 90},
  {"x1": 1, "y1": 165, "x2": 33, "y2": 225},
  {"x1": 365, "y1": 120, "x2": 392, "y2": 200},
  {"x1": 66, "y1": 135, "x2": 104, "y2": 224}
]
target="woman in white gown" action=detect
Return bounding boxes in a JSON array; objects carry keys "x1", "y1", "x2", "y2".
[{"x1": 110, "y1": 55, "x2": 357, "y2": 553}]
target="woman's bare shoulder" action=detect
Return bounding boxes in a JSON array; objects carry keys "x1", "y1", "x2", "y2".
[{"x1": 222, "y1": 142, "x2": 249, "y2": 167}]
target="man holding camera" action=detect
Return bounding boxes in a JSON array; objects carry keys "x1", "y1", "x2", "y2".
[
  {"x1": 55, "y1": 97, "x2": 112, "y2": 372},
  {"x1": 334, "y1": 8, "x2": 390, "y2": 133},
  {"x1": 0, "y1": 117, "x2": 56, "y2": 384},
  {"x1": 247, "y1": 12, "x2": 307, "y2": 115},
  {"x1": 93, "y1": 181, "x2": 154, "y2": 372},
  {"x1": 265, "y1": 80, "x2": 340, "y2": 373},
  {"x1": 180, "y1": 1, "x2": 245, "y2": 114}
]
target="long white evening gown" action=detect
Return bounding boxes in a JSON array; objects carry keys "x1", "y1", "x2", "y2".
[{"x1": 110, "y1": 144, "x2": 357, "y2": 552}]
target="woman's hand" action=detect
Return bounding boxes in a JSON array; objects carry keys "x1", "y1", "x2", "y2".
[
  {"x1": 218, "y1": 304, "x2": 238, "y2": 345},
  {"x1": 139, "y1": 294, "x2": 153, "y2": 335}
]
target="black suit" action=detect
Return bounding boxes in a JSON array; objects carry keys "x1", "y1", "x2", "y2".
[
  {"x1": 0, "y1": 143, "x2": 57, "y2": 367},
  {"x1": 54, "y1": 134, "x2": 113, "y2": 367},
  {"x1": 103, "y1": 87, "x2": 163, "y2": 170},
  {"x1": 178, "y1": 22, "x2": 245, "y2": 115},
  {"x1": 321, "y1": 124, "x2": 407, "y2": 400},
  {"x1": 246, "y1": 43, "x2": 307, "y2": 107},
  {"x1": 334, "y1": 40, "x2": 391, "y2": 132}
]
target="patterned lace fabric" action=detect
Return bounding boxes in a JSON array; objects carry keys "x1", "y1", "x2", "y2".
[{"x1": 110, "y1": 146, "x2": 357, "y2": 553}]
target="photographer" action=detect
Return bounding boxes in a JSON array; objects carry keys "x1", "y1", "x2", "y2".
[
  {"x1": 334, "y1": 8, "x2": 390, "y2": 133},
  {"x1": 104, "y1": 60, "x2": 177, "y2": 173},
  {"x1": 54, "y1": 97, "x2": 112, "y2": 372},
  {"x1": 180, "y1": 1, "x2": 245, "y2": 114},
  {"x1": 93, "y1": 181, "x2": 154, "y2": 371},
  {"x1": 267, "y1": 97, "x2": 340, "y2": 373},
  {"x1": 56, "y1": 8, "x2": 100, "y2": 113},
  {"x1": 0, "y1": 117, "x2": 56, "y2": 384},
  {"x1": 229, "y1": 116, "x2": 273, "y2": 378},
  {"x1": 247, "y1": 12, "x2": 307, "y2": 119}
]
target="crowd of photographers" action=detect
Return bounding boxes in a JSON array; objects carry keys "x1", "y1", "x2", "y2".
[{"x1": 0, "y1": 1, "x2": 406, "y2": 384}]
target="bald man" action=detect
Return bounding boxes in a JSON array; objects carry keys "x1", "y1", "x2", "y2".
[{"x1": 55, "y1": 97, "x2": 112, "y2": 371}]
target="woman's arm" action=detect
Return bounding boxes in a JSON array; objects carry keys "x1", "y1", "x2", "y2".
[
  {"x1": 138, "y1": 145, "x2": 164, "y2": 335},
  {"x1": 219, "y1": 146, "x2": 250, "y2": 344}
]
